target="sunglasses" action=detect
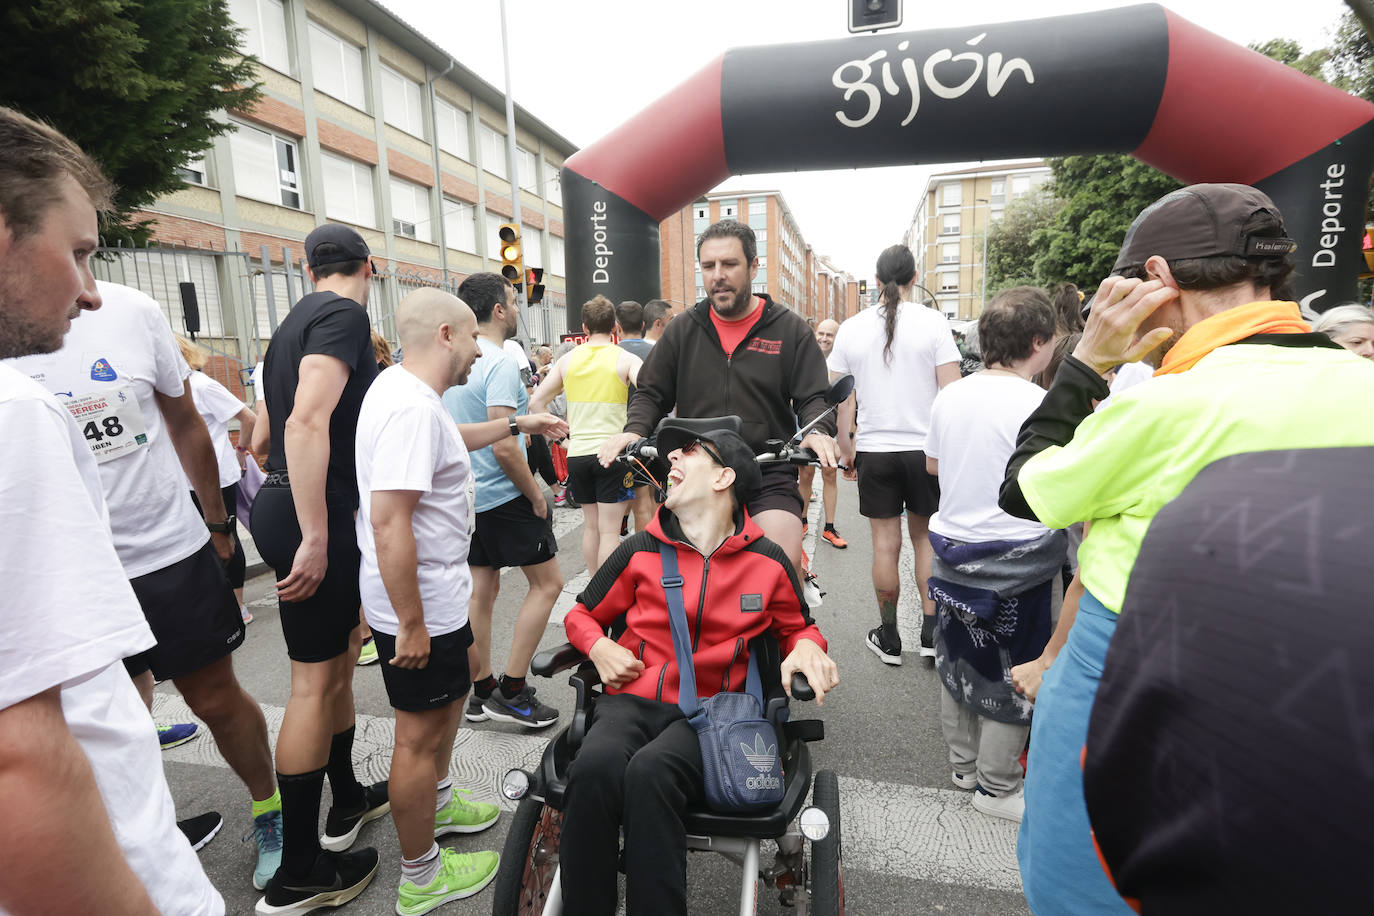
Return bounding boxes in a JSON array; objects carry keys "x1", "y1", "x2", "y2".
[{"x1": 681, "y1": 438, "x2": 725, "y2": 467}]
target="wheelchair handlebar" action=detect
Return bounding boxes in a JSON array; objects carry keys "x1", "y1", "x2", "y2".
[{"x1": 790, "y1": 671, "x2": 815, "y2": 702}]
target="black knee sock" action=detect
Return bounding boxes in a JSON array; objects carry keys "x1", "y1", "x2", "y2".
[
  {"x1": 473, "y1": 674, "x2": 498, "y2": 698},
  {"x1": 278, "y1": 767, "x2": 326, "y2": 876},
  {"x1": 500, "y1": 674, "x2": 527, "y2": 696},
  {"x1": 327, "y1": 727, "x2": 365, "y2": 809}
]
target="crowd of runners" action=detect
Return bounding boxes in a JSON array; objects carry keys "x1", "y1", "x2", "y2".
[{"x1": 4, "y1": 102, "x2": 1374, "y2": 916}]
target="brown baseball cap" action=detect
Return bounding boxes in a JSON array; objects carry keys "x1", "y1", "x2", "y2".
[{"x1": 1110, "y1": 183, "x2": 1296, "y2": 274}]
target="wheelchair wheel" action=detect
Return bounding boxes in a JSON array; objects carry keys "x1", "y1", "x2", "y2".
[
  {"x1": 810, "y1": 769, "x2": 845, "y2": 916},
  {"x1": 492, "y1": 795, "x2": 562, "y2": 916}
]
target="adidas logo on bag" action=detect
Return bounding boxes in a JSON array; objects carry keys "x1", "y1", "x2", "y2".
[{"x1": 740, "y1": 733, "x2": 781, "y2": 791}]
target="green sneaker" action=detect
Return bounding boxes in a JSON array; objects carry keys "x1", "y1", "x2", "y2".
[
  {"x1": 434, "y1": 787, "x2": 499, "y2": 837},
  {"x1": 357, "y1": 638, "x2": 379, "y2": 666},
  {"x1": 396, "y1": 848, "x2": 499, "y2": 914}
]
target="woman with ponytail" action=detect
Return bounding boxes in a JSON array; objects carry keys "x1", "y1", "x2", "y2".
[{"x1": 829, "y1": 244, "x2": 962, "y2": 664}]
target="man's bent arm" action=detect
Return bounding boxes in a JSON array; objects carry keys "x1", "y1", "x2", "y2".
[
  {"x1": 0, "y1": 689, "x2": 159, "y2": 916},
  {"x1": 999, "y1": 355, "x2": 1110, "y2": 521},
  {"x1": 488, "y1": 404, "x2": 546, "y2": 513},
  {"x1": 624, "y1": 328, "x2": 678, "y2": 436},
  {"x1": 284, "y1": 354, "x2": 351, "y2": 541},
  {"x1": 158, "y1": 381, "x2": 228, "y2": 523},
  {"x1": 372, "y1": 490, "x2": 424, "y2": 630}
]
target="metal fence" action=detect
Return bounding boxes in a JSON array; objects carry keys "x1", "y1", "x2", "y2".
[{"x1": 93, "y1": 240, "x2": 570, "y2": 402}]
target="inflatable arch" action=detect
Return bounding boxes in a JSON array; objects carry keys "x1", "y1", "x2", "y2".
[{"x1": 559, "y1": 3, "x2": 1374, "y2": 325}]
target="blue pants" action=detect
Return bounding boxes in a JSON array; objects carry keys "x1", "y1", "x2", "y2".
[{"x1": 1017, "y1": 591, "x2": 1134, "y2": 916}]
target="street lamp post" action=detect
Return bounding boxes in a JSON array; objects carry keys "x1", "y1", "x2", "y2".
[{"x1": 976, "y1": 197, "x2": 991, "y2": 317}]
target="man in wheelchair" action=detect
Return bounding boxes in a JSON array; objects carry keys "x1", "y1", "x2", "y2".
[{"x1": 557, "y1": 420, "x2": 840, "y2": 915}]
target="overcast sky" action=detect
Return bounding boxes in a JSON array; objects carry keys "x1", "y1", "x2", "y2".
[{"x1": 382, "y1": 0, "x2": 1351, "y2": 280}]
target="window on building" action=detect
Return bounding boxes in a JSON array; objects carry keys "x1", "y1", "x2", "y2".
[
  {"x1": 990, "y1": 179, "x2": 1006, "y2": 201},
  {"x1": 755, "y1": 228, "x2": 767, "y2": 244},
  {"x1": 758, "y1": 255, "x2": 767, "y2": 268},
  {"x1": 1011, "y1": 175, "x2": 1031, "y2": 196},
  {"x1": 940, "y1": 242, "x2": 959, "y2": 264},
  {"x1": 229, "y1": 122, "x2": 301, "y2": 209},
  {"x1": 390, "y1": 178, "x2": 431, "y2": 242},
  {"x1": 309, "y1": 23, "x2": 366, "y2": 109},
  {"x1": 549, "y1": 234, "x2": 565, "y2": 276},
  {"x1": 478, "y1": 124, "x2": 508, "y2": 180},
  {"x1": 722, "y1": 204, "x2": 737, "y2": 218},
  {"x1": 178, "y1": 153, "x2": 209, "y2": 187},
  {"x1": 442, "y1": 198, "x2": 476, "y2": 252},
  {"x1": 380, "y1": 65, "x2": 425, "y2": 137},
  {"x1": 696, "y1": 286, "x2": 707, "y2": 301},
  {"x1": 321, "y1": 151, "x2": 375, "y2": 226},
  {"x1": 229, "y1": 0, "x2": 290, "y2": 73},
  {"x1": 515, "y1": 147, "x2": 537, "y2": 193},
  {"x1": 941, "y1": 183, "x2": 962, "y2": 206},
  {"x1": 544, "y1": 163, "x2": 562, "y2": 207},
  {"x1": 941, "y1": 214, "x2": 960, "y2": 235},
  {"x1": 749, "y1": 199, "x2": 767, "y2": 216},
  {"x1": 694, "y1": 206, "x2": 708, "y2": 220},
  {"x1": 522, "y1": 224, "x2": 542, "y2": 269},
  {"x1": 938, "y1": 272, "x2": 959, "y2": 292},
  {"x1": 484, "y1": 211, "x2": 504, "y2": 257},
  {"x1": 434, "y1": 99, "x2": 470, "y2": 159}
]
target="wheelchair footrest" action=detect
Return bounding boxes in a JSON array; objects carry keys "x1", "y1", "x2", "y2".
[{"x1": 785, "y1": 719, "x2": 824, "y2": 743}]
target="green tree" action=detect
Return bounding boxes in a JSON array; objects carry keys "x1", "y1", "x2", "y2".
[
  {"x1": 1029, "y1": 155, "x2": 1182, "y2": 288},
  {"x1": 985, "y1": 186, "x2": 1061, "y2": 295},
  {"x1": 1249, "y1": 38, "x2": 1331, "y2": 78},
  {"x1": 0, "y1": 0, "x2": 261, "y2": 244}
]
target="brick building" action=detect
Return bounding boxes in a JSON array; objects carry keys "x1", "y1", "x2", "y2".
[
  {"x1": 659, "y1": 190, "x2": 854, "y2": 325},
  {"x1": 136, "y1": 0, "x2": 577, "y2": 347},
  {"x1": 903, "y1": 160, "x2": 1051, "y2": 320}
]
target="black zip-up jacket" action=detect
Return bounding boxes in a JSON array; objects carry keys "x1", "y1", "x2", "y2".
[{"x1": 625, "y1": 295, "x2": 836, "y2": 451}]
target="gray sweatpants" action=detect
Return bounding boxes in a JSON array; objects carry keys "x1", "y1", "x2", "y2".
[{"x1": 939, "y1": 687, "x2": 1029, "y2": 795}]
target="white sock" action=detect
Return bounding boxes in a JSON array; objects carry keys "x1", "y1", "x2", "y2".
[
  {"x1": 435, "y1": 777, "x2": 453, "y2": 812},
  {"x1": 401, "y1": 842, "x2": 441, "y2": 887}
]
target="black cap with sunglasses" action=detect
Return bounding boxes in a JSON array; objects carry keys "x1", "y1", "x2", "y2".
[{"x1": 655, "y1": 422, "x2": 763, "y2": 505}]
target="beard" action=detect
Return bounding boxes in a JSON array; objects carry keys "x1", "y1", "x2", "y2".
[
  {"x1": 1140, "y1": 328, "x2": 1183, "y2": 368},
  {"x1": 710, "y1": 284, "x2": 753, "y2": 319},
  {"x1": 0, "y1": 302, "x2": 75, "y2": 360}
]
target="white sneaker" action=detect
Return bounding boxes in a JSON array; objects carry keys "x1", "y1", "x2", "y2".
[
  {"x1": 951, "y1": 770, "x2": 978, "y2": 791},
  {"x1": 971, "y1": 785, "x2": 1024, "y2": 822},
  {"x1": 803, "y1": 578, "x2": 824, "y2": 609}
]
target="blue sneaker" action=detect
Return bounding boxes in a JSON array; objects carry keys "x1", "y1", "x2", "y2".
[
  {"x1": 158, "y1": 722, "x2": 200, "y2": 750},
  {"x1": 249, "y1": 808, "x2": 284, "y2": 890}
]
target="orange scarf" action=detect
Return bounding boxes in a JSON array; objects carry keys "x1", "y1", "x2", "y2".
[{"x1": 1153, "y1": 300, "x2": 1310, "y2": 376}]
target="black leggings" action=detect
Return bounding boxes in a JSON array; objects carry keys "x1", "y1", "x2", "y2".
[
  {"x1": 527, "y1": 433, "x2": 559, "y2": 486},
  {"x1": 560, "y1": 693, "x2": 703, "y2": 916},
  {"x1": 189, "y1": 482, "x2": 246, "y2": 589}
]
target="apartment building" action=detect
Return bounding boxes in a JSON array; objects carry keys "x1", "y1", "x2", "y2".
[
  {"x1": 137, "y1": 0, "x2": 577, "y2": 344},
  {"x1": 660, "y1": 190, "x2": 847, "y2": 324},
  {"x1": 904, "y1": 161, "x2": 1051, "y2": 320}
]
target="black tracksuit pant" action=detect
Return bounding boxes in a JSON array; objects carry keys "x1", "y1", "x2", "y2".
[{"x1": 560, "y1": 692, "x2": 704, "y2": 916}]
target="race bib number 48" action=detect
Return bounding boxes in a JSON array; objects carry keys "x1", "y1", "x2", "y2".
[{"x1": 65, "y1": 384, "x2": 150, "y2": 463}]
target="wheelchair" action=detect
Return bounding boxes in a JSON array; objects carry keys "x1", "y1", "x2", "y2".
[{"x1": 491, "y1": 628, "x2": 845, "y2": 916}]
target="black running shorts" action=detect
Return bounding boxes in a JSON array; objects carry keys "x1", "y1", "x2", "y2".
[
  {"x1": 123, "y1": 540, "x2": 245, "y2": 681},
  {"x1": 469, "y1": 494, "x2": 559, "y2": 569},
  {"x1": 566, "y1": 454, "x2": 635, "y2": 505},
  {"x1": 250, "y1": 484, "x2": 361, "y2": 663},
  {"x1": 372, "y1": 625, "x2": 474, "y2": 712},
  {"x1": 746, "y1": 466, "x2": 805, "y2": 519},
  {"x1": 855, "y1": 450, "x2": 940, "y2": 518}
]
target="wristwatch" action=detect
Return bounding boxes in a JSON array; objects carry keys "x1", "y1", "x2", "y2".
[
  {"x1": 509, "y1": 417, "x2": 520, "y2": 437},
  {"x1": 206, "y1": 515, "x2": 236, "y2": 534}
]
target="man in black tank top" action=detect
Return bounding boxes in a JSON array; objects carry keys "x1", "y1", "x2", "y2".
[{"x1": 250, "y1": 224, "x2": 385, "y2": 913}]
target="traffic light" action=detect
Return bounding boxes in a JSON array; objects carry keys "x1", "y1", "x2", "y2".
[
  {"x1": 498, "y1": 223, "x2": 523, "y2": 293},
  {"x1": 526, "y1": 267, "x2": 546, "y2": 305},
  {"x1": 848, "y1": 0, "x2": 902, "y2": 33},
  {"x1": 858, "y1": 280, "x2": 868, "y2": 296}
]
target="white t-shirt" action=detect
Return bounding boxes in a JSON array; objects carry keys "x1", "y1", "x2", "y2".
[
  {"x1": 828, "y1": 301, "x2": 961, "y2": 451},
  {"x1": 187, "y1": 371, "x2": 246, "y2": 488},
  {"x1": 6, "y1": 281, "x2": 210, "y2": 577},
  {"x1": 355, "y1": 366, "x2": 473, "y2": 637},
  {"x1": 0, "y1": 364, "x2": 223, "y2": 916},
  {"x1": 926, "y1": 372, "x2": 1050, "y2": 543},
  {"x1": 504, "y1": 339, "x2": 532, "y2": 373}
]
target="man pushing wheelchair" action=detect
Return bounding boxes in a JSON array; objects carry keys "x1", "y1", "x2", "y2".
[{"x1": 556, "y1": 420, "x2": 840, "y2": 915}]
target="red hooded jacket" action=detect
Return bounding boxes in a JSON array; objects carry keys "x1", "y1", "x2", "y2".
[{"x1": 563, "y1": 507, "x2": 826, "y2": 705}]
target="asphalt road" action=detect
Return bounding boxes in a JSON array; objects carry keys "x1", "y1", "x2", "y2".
[{"x1": 158, "y1": 476, "x2": 1034, "y2": 915}]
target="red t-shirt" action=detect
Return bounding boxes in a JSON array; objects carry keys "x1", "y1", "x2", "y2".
[{"x1": 709, "y1": 296, "x2": 766, "y2": 356}]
